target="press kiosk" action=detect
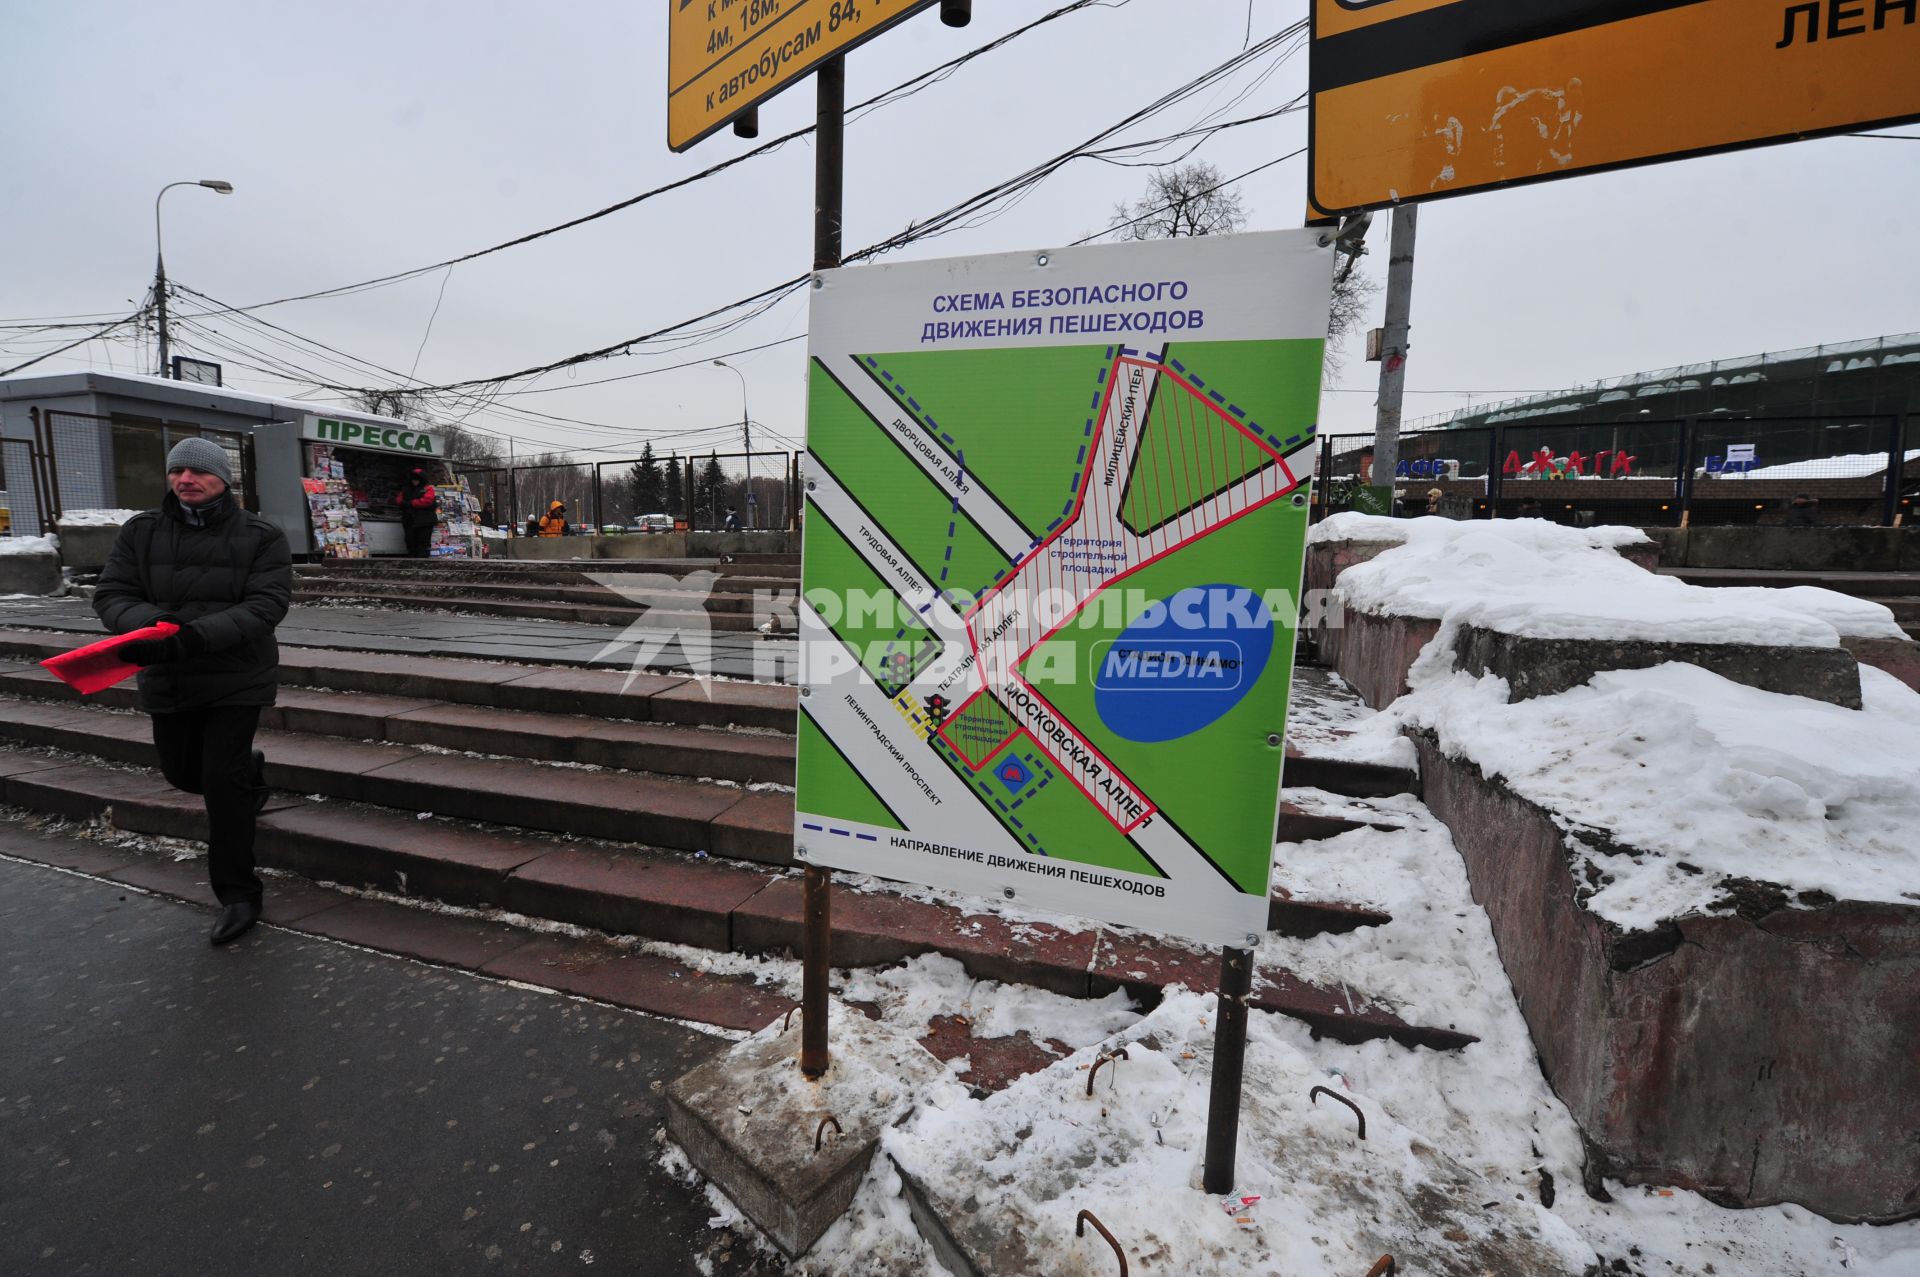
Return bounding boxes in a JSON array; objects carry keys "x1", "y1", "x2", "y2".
[{"x1": 254, "y1": 414, "x2": 482, "y2": 558}]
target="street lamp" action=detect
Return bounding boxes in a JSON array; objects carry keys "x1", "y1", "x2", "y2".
[
  {"x1": 153, "y1": 180, "x2": 233, "y2": 378},
  {"x1": 713, "y1": 358, "x2": 752, "y2": 529}
]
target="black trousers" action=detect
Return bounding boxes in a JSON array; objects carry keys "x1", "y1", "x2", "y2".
[
  {"x1": 404, "y1": 522, "x2": 434, "y2": 557},
  {"x1": 151, "y1": 706, "x2": 264, "y2": 906}
]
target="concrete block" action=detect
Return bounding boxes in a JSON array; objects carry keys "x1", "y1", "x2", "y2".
[
  {"x1": 665, "y1": 1003, "x2": 943, "y2": 1258},
  {"x1": 54, "y1": 523, "x2": 121, "y2": 572},
  {"x1": 0, "y1": 551, "x2": 62, "y2": 596},
  {"x1": 1454, "y1": 622, "x2": 1863, "y2": 708},
  {"x1": 1415, "y1": 733, "x2": 1920, "y2": 1223},
  {"x1": 1843, "y1": 635, "x2": 1920, "y2": 691}
]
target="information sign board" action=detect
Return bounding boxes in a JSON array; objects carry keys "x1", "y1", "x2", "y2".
[
  {"x1": 668, "y1": 0, "x2": 938, "y2": 151},
  {"x1": 1309, "y1": 0, "x2": 1920, "y2": 217},
  {"x1": 794, "y1": 232, "x2": 1332, "y2": 946}
]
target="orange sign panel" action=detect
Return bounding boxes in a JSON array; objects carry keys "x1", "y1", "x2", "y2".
[
  {"x1": 668, "y1": 0, "x2": 937, "y2": 152},
  {"x1": 1308, "y1": 0, "x2": 1920, "y2": 217}
]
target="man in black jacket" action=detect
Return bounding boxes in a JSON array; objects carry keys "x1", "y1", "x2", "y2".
[{"x1": 94, "y1": 437, "x2": 293, "y2": 945}]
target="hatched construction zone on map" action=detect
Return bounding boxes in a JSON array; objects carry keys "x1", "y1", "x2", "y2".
[{"x1": 794, "y1": 235, "x2": 1330, "y2": 946}]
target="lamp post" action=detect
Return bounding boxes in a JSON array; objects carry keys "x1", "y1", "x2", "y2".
[
  {"x1": 713, "y1": 358, "x2": 752, "y2": 528},
  {"x1": 153, "y1": 180, "x2": 233, "y2": 378}
]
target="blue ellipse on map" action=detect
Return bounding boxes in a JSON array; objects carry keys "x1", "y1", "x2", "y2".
[{"x1": 1093, "y1": 584, "x2": 1272, "y2": 743}]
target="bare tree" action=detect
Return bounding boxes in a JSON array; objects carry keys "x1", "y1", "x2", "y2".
[
  {"x1": 1109, "y1": 162, "x2": 1378, "y2": 377},
  {"x1": 1110, "y1": 161, "x2": 1247, "y2": 240},
  {"x1": 1324, "y1": 237, "x2": 1381, "y2": 380}
]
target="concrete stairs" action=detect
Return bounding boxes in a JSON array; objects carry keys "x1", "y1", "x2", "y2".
[
  {"x1": 1665, "y1": 566, "x2": 1920, "y2": 639},
  {"x1": 293, "y1": 557, "x2": 800, "y2": 632},
  {"x1": 0, "y1": 627, "x2": 1465, "y2": 1051}
]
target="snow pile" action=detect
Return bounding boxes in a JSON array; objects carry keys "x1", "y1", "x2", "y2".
[
  {"x1": 1382, "y1": 662, "x2": 1920, "y2": 930},
  {"x1": 1313, "y1": 514, "x2": 1903, "y2": 645},
  {"x1": 0, "y1": 534, "x2": 57, "y2": 556},
  {"x1": 885, "y1": 989, "x2": 1597, "y2": 1276},
  {"x1": 1709, "y1": 448, "x2": 1920, "y2": 481},
  {"x1": 56, "y1": 508, "x2": 143, "y2": 527}
]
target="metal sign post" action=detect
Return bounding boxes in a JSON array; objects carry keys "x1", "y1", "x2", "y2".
[
  {"x1": 799, "y1": 52, "x2": 846, "y2": 1082},
  {"x1": 1201, "y1": 945, "x2": 1255, "y2": 1193}
]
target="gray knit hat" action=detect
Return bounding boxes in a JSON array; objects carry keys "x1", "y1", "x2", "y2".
[{"x1": 165, "y1": 436, "x2": 232, "y2": 485}]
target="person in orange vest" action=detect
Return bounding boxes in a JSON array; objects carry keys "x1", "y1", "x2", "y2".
[{"x1": 536, "y1": 500, "x2": 570, "y2": 537}]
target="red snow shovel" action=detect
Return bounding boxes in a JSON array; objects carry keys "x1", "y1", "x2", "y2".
[{"x1": 39, "y1": 620, "x2": 180, "y2": 695}]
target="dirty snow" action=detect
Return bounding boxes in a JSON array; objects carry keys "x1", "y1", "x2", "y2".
[
  {"x1": 1314, "y1": 513, "x2": 1901, "y2": 645},
  {"x1": 57, "y1": 508, "x2": 143, "y2": 527},
  {"x1": 0, "y1": 534, "x2": 58, "y2": 555}
]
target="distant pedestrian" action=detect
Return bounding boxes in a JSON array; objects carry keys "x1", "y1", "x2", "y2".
[
  {"x1": 1515, "y1": 498, "x2": 1544, "y2": 519},
  {"x1": 723, "y1": 505, "x2": 741, "y2": 531},
  {"x1": 93, "y1": 438, "x2": 291, "y2": 947},
  {"x1": 477, "y1": 504, "x2": 496, "y2": 529},
  {"x1": 537, "y1": 500, "x2": 571, "y2": 537},
  {"x1": 1786, "y1": 493, "x2": 1819, "y2": 527},
  {"x1": 399, "y1": 467, "x2": 438, "y2": 557}
]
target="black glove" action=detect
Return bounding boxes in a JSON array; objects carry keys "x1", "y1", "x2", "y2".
[{"x1": 121, "y1": 627, "x2": 207, "y2": 667}]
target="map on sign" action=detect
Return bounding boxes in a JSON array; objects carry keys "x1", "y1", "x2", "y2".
[
  {"x1": 667, "y1": 0, "x2": 938, "y2": 151},
  {"x1": 794, "y1": 233, "x2": 1332, "y2": 947}
]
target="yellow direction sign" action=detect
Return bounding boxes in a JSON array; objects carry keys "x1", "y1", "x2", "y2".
[
  {"x1": 1308, "y1": 0, "x2": 1920, "y2": 218},
  {"x1": 668, "y1": 0, "x2": 938, "y2": 151}
]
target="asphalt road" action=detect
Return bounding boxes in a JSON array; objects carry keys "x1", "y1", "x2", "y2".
[{"x1": 0, "y1": 855, "x2": 778, "y2": 1276}]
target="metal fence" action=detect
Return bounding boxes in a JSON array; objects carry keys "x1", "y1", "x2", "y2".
[
  {"x1": 2, "y1": 409, "x2": 255, "y2": 534},
  {"x1": 459, "y1": 449, "x2": 803, "y2": 535},
  {"x1": 1313, "y1": 413, "x2": 1911, "y2": 527}
]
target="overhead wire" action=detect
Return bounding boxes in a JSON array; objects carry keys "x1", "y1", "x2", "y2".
[
  {"x1": 166, "y1": 0, "x2": 1132, "y2": 323},
  {"x1": 298, "y1": 21, "x2": 1311, "y2": 400}
]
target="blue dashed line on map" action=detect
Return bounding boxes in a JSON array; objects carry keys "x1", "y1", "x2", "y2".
[
  {"x1": 1096, "y1": 367, "x2": 1108, "y2": 384},
  {"x1": 1089, "y1": 393, "x2": 1101, "y2": 410},
  {"x1": 1169, "y1": 357, "x2": 1187, "y2": 374},
  {"x1": 803, "y1": 823, "x2": 824, "y2": 832},
  {"x1": 1074, "y1": 444, "x2": 1087, "y2": 464},
  {"x1": 1120, "y1": 346, "x2": 1138, "y2": 357},
  {"x1": 1189, "y1": 373, "x2": 1206, "y2": 388},
  {"x1": 908, "y1": 397, "x2": 922, "y2": 412},
  {"x1": 1209, "y1": 390, "x2": 1227, "y2": 405},
  {"x1": 856, "y1": 833, "x2": 877, "y2": 842},
  {"x1": 1230, "y1": 405, "x2": 1247, "y2": 419}
]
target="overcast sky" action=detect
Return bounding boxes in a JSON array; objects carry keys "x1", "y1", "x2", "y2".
[{"x1": 3, "y1": 0, "x2": 1916, "y2": 461}]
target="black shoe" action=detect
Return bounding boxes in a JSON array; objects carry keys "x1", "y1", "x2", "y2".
[
  {"x1": 251, "y1": 749, "x2": 269, "y2": 813},
  {"x1": 210, "y1": 900, "x2": 261, "y2": 946}
]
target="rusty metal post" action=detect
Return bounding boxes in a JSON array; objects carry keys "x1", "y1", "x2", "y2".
[
  {"x1": 800, "y1": 864, "x2": 831, "y2": 1078},
  {"x1": 1202, "y1": 946, "x2": 1254, "y2": 1194},
  {"x1": 798, "y1": 52, "x2": 846, "y2": 1084}
]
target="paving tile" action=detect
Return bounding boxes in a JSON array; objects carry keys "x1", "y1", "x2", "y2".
[
  {"x1": 1089, "y1": 932, "x2": 1475, "y2": 1052},
  {"x1": 352, "y1": 753, "x2": 739, "y2": 851},
  {"x1": 498, "y1": 846, "x2": 773, "y2": 949},
  {"x1": 0, "y1": 818, "x2": 142, "y2": 876},
  {"x1": 708, "y1": 790, "x2": 795, "y2": 866},
  {"x1": 258, "y1": 803, "x2": 549, "y2": 905},
  {"x1": 290, "y1": 894, "x2": 536, "y2": 970},
  {"x1": 256, "y1": 732, "x2": 422, "y2": 800},
  {"x1": 733, "y1": 877, "x2": 1095, "y2": 997},
  {"x1": 0, "y1": 747, "x2": 76, "y2": 783},
  {"x1": 277, "y1": 648, "x2": 532, "y2": 701},
  {"x1": 491, "y1": 666, "x2": 687, "y2": 718},
  {"x1": 383, "y1": 702, "x2": 793, "y2": 784},
  {"x1": 262, "y1": 686, "x2": 437, "y2": 738},
  {"x1": 104, "y1": 853, "x2": 218, "y2": 905},
  {"x1": 652, "y1": 679, "x2": 796, "y2": 731},
  {"x1": 919, "y1": 1014, "x2": 1069, "y2": 1094},
  {"x1": 482, "y1": 935, "x2": 790, "y2": 1033},
  {"x1": 5, "y1": 762, "x2": 175, "y2": 820},
  {"x1": 0, "y1": 700, "x2": 155, "y2": 766}
]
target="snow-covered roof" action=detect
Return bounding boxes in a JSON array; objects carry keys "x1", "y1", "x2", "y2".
[
  {"x1": 1406, "y1": 332, "x2": 1920, "y2": 432},
  {"x1": 0, "y1": 368, "x2": 406, "y2": 428}
]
